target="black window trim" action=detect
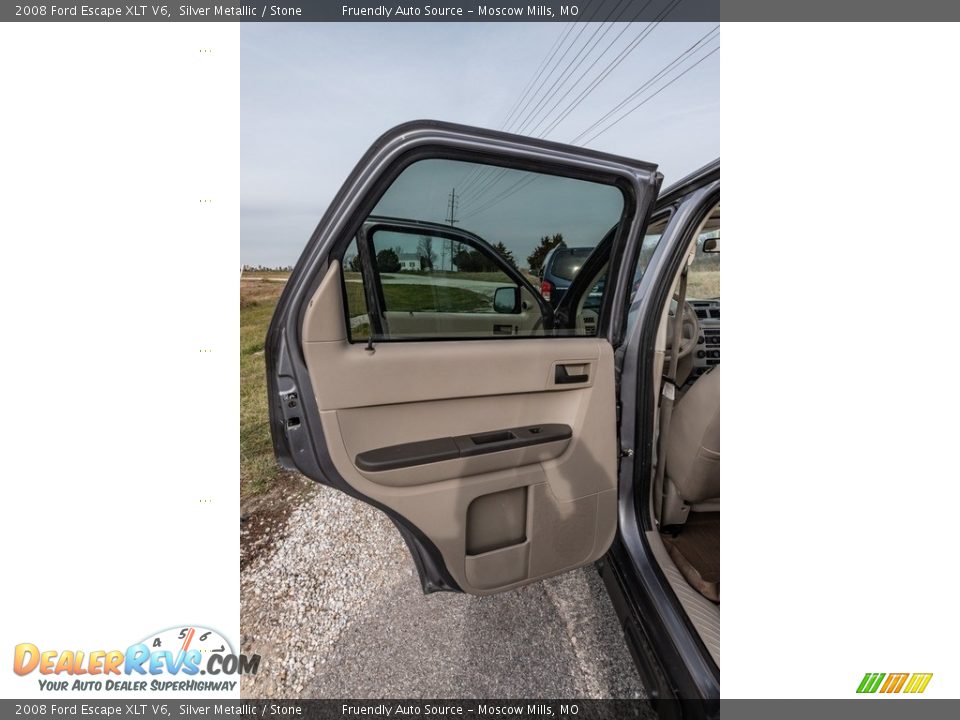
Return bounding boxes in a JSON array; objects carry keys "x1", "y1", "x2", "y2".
[{"x1": 345, "y1": 216, "x2": 552, "y2": 343}]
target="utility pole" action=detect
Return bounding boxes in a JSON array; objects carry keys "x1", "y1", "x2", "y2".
[
  {"x1": 444, "y1": 188, "x2": 460, "y2": 270},
  {"x1": 445, "y1": 188, "x2": 459, "y2": 226}
]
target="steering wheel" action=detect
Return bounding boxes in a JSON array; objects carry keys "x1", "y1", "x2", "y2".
[{"x1": 665, "y1": 300, "x2": 700, "y2": 361}]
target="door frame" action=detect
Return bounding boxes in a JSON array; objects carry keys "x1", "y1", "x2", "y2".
[
  {"x1": 608, "y1": 159, "x2": 721, "y2": 706},
  {"x1": 265, "y1": 120, "x2": 662, "y2": 593}
]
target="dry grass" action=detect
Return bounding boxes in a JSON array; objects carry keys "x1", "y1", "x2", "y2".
[
  {"x1": 687, "y1": 270, "x2": 720, "y2": 299},
  {"x1": 240, "y1": 273, "x2": 293, "y2": 501}
]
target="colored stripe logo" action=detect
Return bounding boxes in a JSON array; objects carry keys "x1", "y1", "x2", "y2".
[{"x1": 857, "y1": 672, "x2": 932, "y2": 694}]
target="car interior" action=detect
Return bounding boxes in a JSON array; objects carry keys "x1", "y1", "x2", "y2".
[
  {"x1": 647, "y1": 203, "x2": 720, "y2": 665},
  {"x1": 565, "y1": 202, "x2": 720, "y2": 664}
]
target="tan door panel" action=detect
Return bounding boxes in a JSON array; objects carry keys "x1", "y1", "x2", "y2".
[{"x1": 303, "y1": 260, "x2": 619, "y2": 595}]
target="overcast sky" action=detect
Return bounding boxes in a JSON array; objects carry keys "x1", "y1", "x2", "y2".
[{"x1": 241, "y1": 22, "x2": 719, "y2": 267}]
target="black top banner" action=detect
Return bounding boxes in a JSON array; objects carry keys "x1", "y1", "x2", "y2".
[
  {"x1": 7, "y1": 0, "x2": 715, "y2": 21},
  {"x1": 6, "y1": 0, "x2": 960, "y2": 22},
  {"x1": 3, "y1": 700, "x2": 960, "y2": 720}
]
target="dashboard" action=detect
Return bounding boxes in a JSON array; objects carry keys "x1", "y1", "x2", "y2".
[{"x1": 690, "y1": 299, "x2": 720, "y2": 380}]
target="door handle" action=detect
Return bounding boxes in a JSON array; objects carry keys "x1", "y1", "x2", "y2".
[{"x1": 555, "y1": 364, "x2": 589, "y2": 384}]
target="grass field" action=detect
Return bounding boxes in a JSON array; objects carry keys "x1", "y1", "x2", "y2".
[
  {"x1": 343, "y1": 272, "x2": 491, "y2": 311},
  {"x1": 240, "y1": 273, "x2": 292, "y2": 502},
  {"x1": 687, "y1": 270, "x2": 720, "y2": 299},
  {"x1": 343, "y1": 271, "x2": 492, "y2": 341}
]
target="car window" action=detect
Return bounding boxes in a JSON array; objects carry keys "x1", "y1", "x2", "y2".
[
  {"x1": 688, "y1": 227, "x2": 720, "y2": 300},
  {"x1": 622, "y1": 215, "x2": 669, "y2": 339},
  {"x1": 629, "y1": 217, "x2": 669, "y2": 301},
  {"x1": 371, "y1": 228, "x2": 516, "y2": 315},
  {"x1": 342, "y1": 238, "x2": 371, "y2": 342},
  {"x1": 550, "y1": 249, "x2": 593, "y2": 281},
  {"x1": 341, "y1": 157, "x2": 625, "y2": 341}
]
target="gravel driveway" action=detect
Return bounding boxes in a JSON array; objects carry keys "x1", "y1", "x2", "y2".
[{"x1": 240, "y1": 484, "x2": 645, "y2": 698}]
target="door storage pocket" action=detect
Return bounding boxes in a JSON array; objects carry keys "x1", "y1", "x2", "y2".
[
  {"x1": 464, "y1": 541, "x2": 529, "y2": 589},
  {"x1": 466, "y1": 486, "x2": 527, "y2": 555}
]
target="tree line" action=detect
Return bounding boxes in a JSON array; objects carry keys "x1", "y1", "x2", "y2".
[
  {"x1": 242, "y1": 264, "x2": 293, "y2": 272},
  {"x1": 344, "y1": 232, "x2": 567, "y2": 275}
]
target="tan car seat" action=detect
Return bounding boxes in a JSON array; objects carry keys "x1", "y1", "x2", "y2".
[{"x1": 666, "y1": 366, "x2": 720, "y2": 508}]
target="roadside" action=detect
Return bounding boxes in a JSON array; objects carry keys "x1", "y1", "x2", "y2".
[
  {"x1": 240, "y1": 271, "x2": 315, "y2": 570},
  {"x1": 240, "y1": 484, "x2": 645, "y2": 699}
]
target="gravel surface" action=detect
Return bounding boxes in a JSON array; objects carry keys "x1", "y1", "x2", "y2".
[{"x1": 240, "y1": 484, "x2": 645, "y2": 699}]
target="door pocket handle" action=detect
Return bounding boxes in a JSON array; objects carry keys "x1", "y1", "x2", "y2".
[{"x1": 555, "y1": 364, "x2": 589, "y2": 384}]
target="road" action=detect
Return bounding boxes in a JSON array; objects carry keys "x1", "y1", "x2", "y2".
[{"x1": 240, "y1": 484, "x2": 645, "y2": 699}]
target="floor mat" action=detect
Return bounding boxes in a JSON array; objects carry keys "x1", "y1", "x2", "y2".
[{"x1": 661, "y1": 512, "x2": 719, "y2": 603}]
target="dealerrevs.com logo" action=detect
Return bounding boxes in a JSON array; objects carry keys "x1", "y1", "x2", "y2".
[{"x1": 13, "y1": 626, "x2": 260, "y2": 692}]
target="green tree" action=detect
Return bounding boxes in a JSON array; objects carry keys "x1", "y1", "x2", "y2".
[
  {"x1": 347, "y1": 253, "x2": 363, "y2": 272},
  {"x1": 376, "y1": 248, "x2": 401, "y2": 273},
  {"x1": 416, "y1": 235, "x2": 437, "y2": 271},
  {"x1": 452, "y1": 248, "x2": 498, "y2": 273},
  {"x1": 493, "y1": 241, "x2": 517, "y2": 270},
  {"x1": 527, "y1": 233, "x2": 565, "y2": 275}
]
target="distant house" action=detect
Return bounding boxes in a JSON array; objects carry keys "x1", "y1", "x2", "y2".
[{"x1": 398, "y1": 252, "x2": 421, "y2": 271}]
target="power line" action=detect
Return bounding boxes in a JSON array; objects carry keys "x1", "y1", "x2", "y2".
[
  {"x1": 511, "y1": 0, "x2": 627, "y2": 137},
  {"x1": 461, "y1": 35, "x2": 719, "y2": 219},
  {"x1": 459, "y1": 172, "x2": 539, "y2": 222},
  {"x1": 455, "y1": 19, "x2": 582, "y2": 198},
  {"x1": 464, "y1": 0, "x2": 676, "y2": 211},
  {"x1": 580, "y1": 45, "x2": 719, "y2": 145},
  {"x1": 457, "y1": 4, "x2": 599, "y2": 203},
  {"x1": 500, "y1": 21, "x2": 579, "y2": 132},
  {"x1": 534, "y1": 0, "x2": 684, "y2": 139},
  {"x1": 570, "y1": 25, "x2": 718, "y2": 143},
  {"x1": 502, "y1": 0, "x2": 607, "y2": 136},
  {"x1": 525, "y1": 0, "x2": 658, "y2": 137}
]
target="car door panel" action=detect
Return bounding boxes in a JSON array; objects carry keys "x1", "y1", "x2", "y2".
[
  {"x1": 302, "y1": 260, "x2": 618, "y2": 593},
  {"x1": 268, "y1": 120, "x2": 661, "y2": 595}
]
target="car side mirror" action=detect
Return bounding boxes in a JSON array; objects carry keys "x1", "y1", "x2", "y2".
[
  {"x1": 703, "y1": 237, "x2": 720, "y2": 253},
  {"x1": 493, "y1": 286, "x2": 520, "y2": 314}
]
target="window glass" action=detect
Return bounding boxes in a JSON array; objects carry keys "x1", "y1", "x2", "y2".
[
  {"x1": 371, "y1": 228, "x2": 515, "y2": 315},
  {"x1": 342, "y1": 238, "x2": 371, "y2": 341},
  {"x1": 623, "y1": 216, "x2": 668, "y2": 338},
  {"x1": 634, "y1": 226, "x2": 667, "y2": 287},
  {"x1": 627, "y1": 217, "x2": 668, "y2": 306},
  {"x1": 341, "y1": 157, "x2": 625, "y2": 340},
  {"x1": 549, "y1": 248, "x2": 594, "y2": 281},
  {"x1": 688, "y1": 227, "x2": 720, "y2": 300}
]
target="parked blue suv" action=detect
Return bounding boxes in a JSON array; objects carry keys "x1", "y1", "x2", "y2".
[
  {"x1": 540, "y1": 245, "x2": 606, "y2": 310},
  {"x1": 538, "y1": 245, "x2": 596, "y2": 308}
]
